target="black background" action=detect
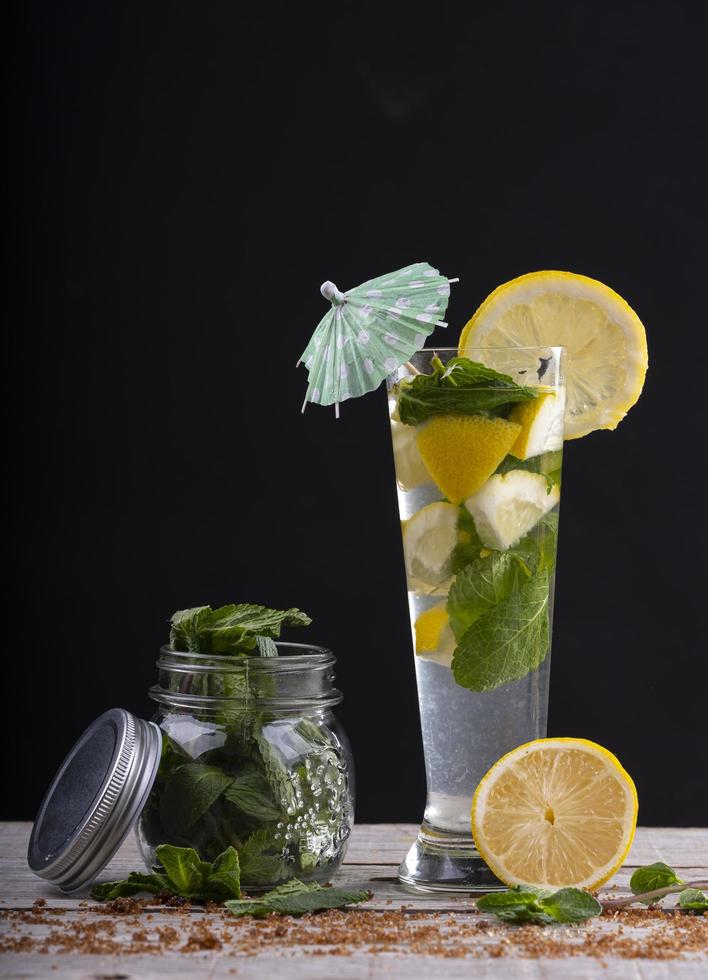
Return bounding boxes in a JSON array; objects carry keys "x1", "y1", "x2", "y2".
[{"x1": 7, "y1": 1, "x2": 708, "y2": 825}]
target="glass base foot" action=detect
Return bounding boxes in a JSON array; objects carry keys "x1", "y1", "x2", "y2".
[{"x1": 398, "y1": 824, "x2": 505, "y2": 893}]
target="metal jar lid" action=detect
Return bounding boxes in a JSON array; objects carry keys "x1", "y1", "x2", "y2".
[{"x1": 27, "y1": 707, "x2": 162, "y2": 893}]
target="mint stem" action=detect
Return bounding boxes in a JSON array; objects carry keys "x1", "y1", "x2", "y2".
[{"x1": 601, "y1": 879, "x2": 708, "y2": 909}]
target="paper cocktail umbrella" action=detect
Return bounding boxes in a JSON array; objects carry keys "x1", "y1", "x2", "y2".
[{"x1": 298, "y1": 262, "x2": 458, "y2": 416}]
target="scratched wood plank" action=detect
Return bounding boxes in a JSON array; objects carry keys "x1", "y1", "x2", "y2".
[
  {"x1": 1, "y1": 822, "x2": 707, "y2": 980},
  {"x1": 2, "y1": 952, "x2": 708, "y2": 979}
]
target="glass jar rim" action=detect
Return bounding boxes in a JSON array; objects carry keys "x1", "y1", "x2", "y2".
[
  {"x1": 151, "y1": 642, "x2": 342, "y2": 711},
  {"x1": 157, "y1": 641, "x2": 334, "y2": 672}
]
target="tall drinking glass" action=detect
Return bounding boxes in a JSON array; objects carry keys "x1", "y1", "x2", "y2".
[{"x1": 388, "y1": 347, "x2": 565, "y2": 891}]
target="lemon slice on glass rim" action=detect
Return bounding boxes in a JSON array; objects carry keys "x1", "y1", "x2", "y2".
[
  {"x1": 471, "y1": 737, "x2": 638, "y2": 891},
  {"x1": 458, "y1": 271, "x2": 648, "y2": 440}
]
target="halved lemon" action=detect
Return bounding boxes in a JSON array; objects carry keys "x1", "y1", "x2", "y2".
[
  {"x1": 471, "y1": 737, "x2": 638, "y2": 890},
  {"x1": 458, "y1": 271, "x2": 648, "y2": 440}
]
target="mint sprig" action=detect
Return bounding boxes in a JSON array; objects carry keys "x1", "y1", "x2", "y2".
[
  {"x1": 602, "y1": 862, "x2": 708, "y2": 912},
  {"x1": 137, "y1": 602, "x2": 352, "y2": 892},
  {"x1": 225, "y1": 878, "x2": 371, "y2": 918},
  {"x1": 396, "y1": 355, "x2": 537, "y2": 426},
  {"x1": 91, "y1": 845, "x2": 242, "y2": 902},
  {"x1": 477, "y1": 886, "x2": 602, "y2": 924},
  {"x1": 169, "y1": 604, "x2": 311, "y2": 655}
]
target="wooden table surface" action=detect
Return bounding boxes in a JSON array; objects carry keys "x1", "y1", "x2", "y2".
[{"x1": 1, "y1": 822, "x2": 707, "y2": 978}]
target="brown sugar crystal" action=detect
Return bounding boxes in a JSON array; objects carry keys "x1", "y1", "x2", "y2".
[{"x1": 1, "y1": 904, "x2": 706, "y2": 960}]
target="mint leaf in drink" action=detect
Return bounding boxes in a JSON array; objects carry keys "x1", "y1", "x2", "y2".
[
  {"x1": 477, "y1": 886, "x2": 601, "y2": 924},
  {"x1": 225, "y1": 879, "x2": 371, "y2": 918},
  {"x1": 159, "y1": 763, "x2": 234, "y2": 837},
  {"x1": 509, "y1": 512, "x2": 558, "y2": 575},
  {"x1": 495, "y1": 450, "x2": 562, "y2": 493},
  {"x1": 452, "y1": 570, "x2": 550, "y2": 692},
  {"x1": 447, "y1": 551, "x2": 527, "y2": 640},
  {"x1": 224, "y1": 766, "x2": 282, "y2": 822},
  {"x1": 91, "y1": 871, "x2": 171, "y2": 901},
  {"x1": 678, "y1": 888, "x2": 708, "y2": 911},
  {"x1": 169, "y1": 603, "x2": 311, "y2": 656},
  {"x1": 630, "y1": 862, "x2": 684, "y2": 902},
  {"x1": 396, "y1": 356, "x2": 538, "y2": 426}
]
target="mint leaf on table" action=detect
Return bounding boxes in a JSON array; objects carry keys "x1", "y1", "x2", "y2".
[
  {"x1": 452, "y1": 570, "x2": 550, "y2": 692},
  {"x1": 541, "y1": 888, "x2": 603, "y2": 923},
  {"x1": 396, "y1": 355, "x2": 537, "y2": 426},
  {"x1": 169, "y1": 603, "x2": 311, "y2": 656},
  {"x1": 155, "y1": 844, "x2": 214, "y2": 896},
  {"x1": 225, "y1": 879, "x2": 371, "y2": 918},
  {"x1": 159, "y1": 763, "x2": 234, "y2": 837},
  {"x1": 224, "y1": 766, "x2": 282, "y2": 822},
  {"x1": 477, "y1": 886, "x2": 601, "y2": 925},
  {"x1": 476, "y1": 889, "x2": 552, "y2": 923},
  {"x1": 447, "y1": 551, "x2": 527, "y2": 640},
  {"x1": 678, "y1": 888, "x2": 708, "y2": 911},
  {"x1": 91, "y1": 846, "x2": 241, "y2": 902},
  {"x1": 630, "y1": 862, "x2": 684, "y2": 902},
  {"x1": 91, "y1": 871, "x2": 171, "y2": 901}
]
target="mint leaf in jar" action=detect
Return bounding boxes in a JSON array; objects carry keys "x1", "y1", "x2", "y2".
[
  {"x1": 158, "y1": 763, "x2": 234, "y2": 837},
  {"x1": 169, "y1": 604, "x2": 312, "y2": 656}
]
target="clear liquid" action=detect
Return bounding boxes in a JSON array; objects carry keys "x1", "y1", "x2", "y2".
[
  {"x1": 392, "y1": 407, "x2": 561, "y2": 836},
  {"x1": 413, "y1": 615, "x2": 552, "y2": 833}
]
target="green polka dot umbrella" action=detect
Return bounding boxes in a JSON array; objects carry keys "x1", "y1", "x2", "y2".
[{"x1": 298, "y1": 261, "x2": 458, "y2": 416}]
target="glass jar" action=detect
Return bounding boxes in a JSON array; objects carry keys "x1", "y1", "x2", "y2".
[{"x1": 137, "y1": 643, "x2": 354, "y2": 891}]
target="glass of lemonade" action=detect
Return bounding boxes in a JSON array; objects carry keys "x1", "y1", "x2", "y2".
[{"x1": 388, "y1": 346, "x2": 565, "y2": 891}]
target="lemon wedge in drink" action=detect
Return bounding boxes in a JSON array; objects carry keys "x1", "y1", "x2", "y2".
[
  {"x1": 458, "y1": 271, "x2": 648, "y2": 440},
  {"x1": 471, "y1": 737, "x2": 638, "y2": 890},
  {"x1": 414, "y1": 602, "x2": 455, "y2": 667},
  {"x1": 416, "y1": 415, "x2": 521, "y2": 505},
  {"x1": 391, "y1": 420, "x2": 430, "y2": 491},
  {"x1": 509, "y1": 391, "x2": 564, "y2": 460},
  {"x1": 465, "y1": 471, "x2": 560, "y2": 551},
  {"x1": 402, "y1": 501, "x2": 460, "y2": 591}
]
